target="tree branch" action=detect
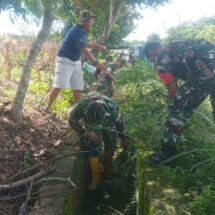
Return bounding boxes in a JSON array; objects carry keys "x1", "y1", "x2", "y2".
[
  {"x1": 35, "y1": 176, "x2": 77, "y2": 187},
  {"x1": 6, "y1": 151, "x2": 88, "y2": 183},
  {"x1": 0, "y1": 168, "x2": 54, "y2": 191}
]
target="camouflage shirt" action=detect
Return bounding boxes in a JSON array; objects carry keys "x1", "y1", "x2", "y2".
[
  {"x1": 155, "y1": 39, "x2": 215, "y2": 84},
  {"x1": 107, "y1": 62, "x2": 116, "y2": 75},
  {"x1": 69, "y1": 92, "x2": 126, "y2": 139},
  {"x1": 96, "y1": 62, "x2": 116, "y2": 97},
  {"x1": 97, "y1": 72, "x2": 114, "y2": 97}
]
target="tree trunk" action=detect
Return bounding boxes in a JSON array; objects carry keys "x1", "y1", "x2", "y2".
[
  {"x1": 92, "y1": 0, "x2": 126, "y2": 55},
  {"x1": 93, "y1": 0, "x2": 126, "y2": 54},
  {"x1": 10, "y1": 10, "x2": 54, "y2": 123}
]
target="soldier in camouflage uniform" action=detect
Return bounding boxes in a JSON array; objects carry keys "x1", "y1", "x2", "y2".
[
  {"x1": 94, "y1": 58, "x2": 121, "y2": 97},
  {"x1": 144, "y1": 39, "x2": 215, "y2": 164},
  {"x1": 69, "y1": 92, "x2": 128, "y2": 189},
  {"x1": 95, "y1": 69, "x2": 115, "y2": 97},
  {"x1": 106, "y1": 58, "x2": 122, "y2": 75}
]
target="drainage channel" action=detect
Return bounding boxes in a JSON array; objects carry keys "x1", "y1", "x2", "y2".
[
  {"x1": 29, "y1": 130, "x2": 147, "y2": 215},
  {"x1": 29, "y1": 129, "x2": 86, "y2": 215}
]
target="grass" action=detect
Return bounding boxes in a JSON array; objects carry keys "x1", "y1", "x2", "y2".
[{"x1": 115, "y1": 60, "x2": 215, "y2": 214}]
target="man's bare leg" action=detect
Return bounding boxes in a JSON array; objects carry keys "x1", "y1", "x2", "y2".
[
  {"x1": 46, "y1": 87, "x2": 61, "y2": 112},
  {"x1": 73, "y1": 90, "x2": 81, "y2": 103}
]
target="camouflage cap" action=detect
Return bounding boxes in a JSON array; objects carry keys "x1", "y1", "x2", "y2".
[{"x1": 78, "y1": 10, "x2": 94, "y2": 22}]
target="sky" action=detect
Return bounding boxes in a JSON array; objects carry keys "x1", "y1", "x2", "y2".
[
  {"x1": 126, "y1": 0, "x2": 215, "y2": 41},
  {"x1": 0, "y1": 11, "x2": 39, "y2": 36},
  {"x1": 0, "y1": 0, "x2": 215, "y2": 40}
]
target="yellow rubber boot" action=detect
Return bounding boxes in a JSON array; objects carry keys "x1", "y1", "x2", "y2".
[
  {"x1": 88, "y1": 157, "x2": 100, "y2": 190},
  {"x1": 101, "y1": 151, "x2": 113, "y2": 175}
]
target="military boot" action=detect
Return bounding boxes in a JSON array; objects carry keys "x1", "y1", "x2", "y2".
[{"x1": 150, "y1": 144, "x2": 176, "y2": 166}]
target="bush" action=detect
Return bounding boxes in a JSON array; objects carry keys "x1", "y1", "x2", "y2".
[{"x1": 189, "y1": 185, "x2": 215, "y2": 215}]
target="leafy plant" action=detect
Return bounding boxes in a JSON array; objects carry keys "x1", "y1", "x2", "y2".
[
  {"x1": 21, "y1": 150, "x2": 32, "y2": 169},
  {"x1": 189, "y1": 185, "x2": 215, "y2": 215}
]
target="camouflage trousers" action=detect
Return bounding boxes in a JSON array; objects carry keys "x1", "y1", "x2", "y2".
[
  {"x1": 162, "y1": 77, "x2": 215, "y2": 155},
  {"x1": 81, "y1": 127, "x2": 118, "y2": 157}
]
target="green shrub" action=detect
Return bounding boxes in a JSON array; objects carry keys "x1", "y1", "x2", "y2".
[{"x1": 189, "y1": 185, "x2": 215, "y2": 215}]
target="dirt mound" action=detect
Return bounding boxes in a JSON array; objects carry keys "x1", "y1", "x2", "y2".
[{"x1": 0, "y1": 105, "x2": 67, "y2": 215}]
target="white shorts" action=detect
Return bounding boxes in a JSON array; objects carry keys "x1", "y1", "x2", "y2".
[{"x1": 53, "y1": 57, "x2": 84, "y2": 90}]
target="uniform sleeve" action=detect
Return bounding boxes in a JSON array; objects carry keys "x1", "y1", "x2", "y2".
[
  {"x1": 156, "y1": 71, "x2": 174, "y2": 86},
  {"x1": 69, "y1": 102, "x2": 84, "y2": 134},
  {"x1": 103, "y1": 98, "x2": 127, "y2": 139},
  {"x1": 114, "y1": 113, "x2": 127, "y2": 140},
  {"x1": 107, "y1": 63, "x2": 114, "y2": 75},
  {"x1": 155, "y1": 53, "x2": 174, "y2": 86}
]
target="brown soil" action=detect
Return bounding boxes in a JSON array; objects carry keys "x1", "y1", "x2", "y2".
[{"x1": 0, "y1": 102, "x2": 67, "y2": 214}]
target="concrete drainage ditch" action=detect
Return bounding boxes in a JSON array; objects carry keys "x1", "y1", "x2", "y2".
[
  {"x1": 29, "y1": 129, "x2": 87, "y2": 215},
  {"x1": 29, "y1": 128, "x2": 142, "y2": 215}
]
